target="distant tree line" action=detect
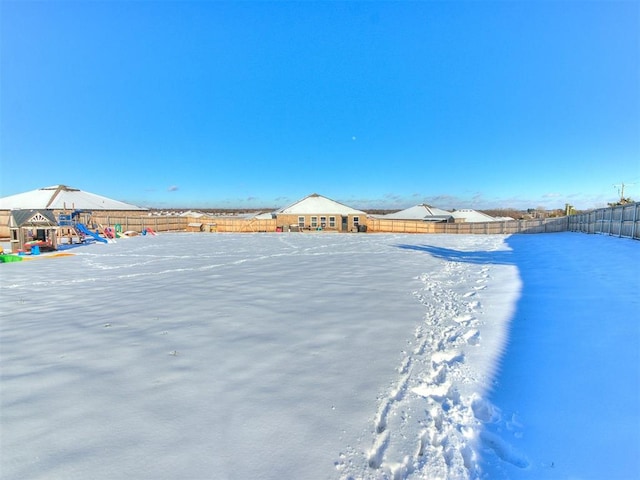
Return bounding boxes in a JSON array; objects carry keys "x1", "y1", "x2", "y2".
[
  {"x1": 151, "y1": 204, "x2": 626, "y2": 220},
  {"x1": 608, "y1": 197, "x2": 635, "y2": 207}
]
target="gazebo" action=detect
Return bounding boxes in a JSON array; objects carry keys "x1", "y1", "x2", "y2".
[{"x1": 8, "y1": 209, "x2": 59, "y2": 252}]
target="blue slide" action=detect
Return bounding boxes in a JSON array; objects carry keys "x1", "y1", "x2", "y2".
[{"x1": 75, "y1": 223, "x2": 108, "y2": 243}]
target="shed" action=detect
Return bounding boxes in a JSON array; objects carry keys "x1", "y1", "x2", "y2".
[
  {"x1": 8, "y1": 209, "x2": 59, "y2": 252},
  {"x1": 186, "y1": 222, "x2": 204, "y2": 232}
]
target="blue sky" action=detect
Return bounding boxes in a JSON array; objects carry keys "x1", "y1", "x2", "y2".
[{"x1": 1, "y1": 1, "x2": 638, "y2": 210}]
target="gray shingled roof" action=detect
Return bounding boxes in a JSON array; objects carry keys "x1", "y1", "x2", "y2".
[{"x1": 10, "y1": 209, "x2": 59, "y2": 227}]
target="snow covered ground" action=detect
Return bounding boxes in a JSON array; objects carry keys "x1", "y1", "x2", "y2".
[{"x1": 1, "y1": 232, "x2": 637, "y2": 480}]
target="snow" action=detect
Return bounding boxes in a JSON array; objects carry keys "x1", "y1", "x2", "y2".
[
  {"x1": 450, "y1": 210, "x2": 500, "y2": 223},
  {"x1": 1, "y1": 232, "x2": 638, "y2": 480},
  {"x1": 276, "y1": 194, "x2": 366, "y2": 215},
  {"x1": 0, "y1": 184, "x2": 146, "y2": 211},
  {"x1": 381, "y1": 204, "x2": 453, "y2": 221}
]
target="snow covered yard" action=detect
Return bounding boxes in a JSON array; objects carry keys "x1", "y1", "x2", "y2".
[{"x1": 1, "y1": 232, "x2": 637, "y2": 480}]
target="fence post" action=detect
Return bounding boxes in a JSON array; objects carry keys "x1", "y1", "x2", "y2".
[
  {"x1": 619, "y1": 205, "x2": 624, "y2": 238},
  {"x1": 608, "y1": 207, "x2": 613, "y2": 235},
  {"x1": 633, "y1": 203, "x2": 639, "y2": 240}
]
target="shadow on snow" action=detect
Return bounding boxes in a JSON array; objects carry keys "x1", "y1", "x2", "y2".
[
  {"x1": 395, "y1": 243, "x2": 515, "y2": 266},
  {"x1": 397, "y1": 234, "x2": 640, "y2": 479}
]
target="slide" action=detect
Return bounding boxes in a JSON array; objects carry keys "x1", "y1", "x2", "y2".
[{"x1": 75, "y1": 223, "x2": 108, "y2": 244}]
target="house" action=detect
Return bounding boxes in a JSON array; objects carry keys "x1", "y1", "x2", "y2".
[
  {"x1": 381, "y1": 204, "x2": 454, "y2": 222},
  {"x1": 274, "y1": 193, "x2": 366, "y2": 232},
  {"x1": 0, "y1": 184, "x2": 147, "y2": 211},
  {"x1": 0, "y1": 185, "x2": 147, "y2": 238}
]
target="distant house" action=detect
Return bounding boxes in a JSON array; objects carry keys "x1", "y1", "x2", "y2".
[
  {"x1": 381, "y1": 204, "x2": 454, "y2": 223},
  {"x1": 274, "y1": 193, "x2": 366, "y2": 232},
  {"x1": 450, "y1": 209, "x2": 503, "y2": 223}
]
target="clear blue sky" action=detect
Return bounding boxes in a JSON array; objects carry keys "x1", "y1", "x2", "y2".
[{"x1": 1, "y1": 1, "x2": 638, "y2": 210}]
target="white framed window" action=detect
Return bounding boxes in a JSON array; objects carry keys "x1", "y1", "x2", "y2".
[
  {"x1": 311, "y1": 216, "x2": 318, "y2": 227},
  {"x1": 353, "y1": 216, "x2": 360, "y2": 226},
  {"x1": 298, "y1": 216, "x2": 305, "y2": 228},
  {"x1": 320, "y1": 216, "x2": 327, "y2": 227},
  {"x1": 329, "y1": 216, "x2": 336, "y2": 228}
]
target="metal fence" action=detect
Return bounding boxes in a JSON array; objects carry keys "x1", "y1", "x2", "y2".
[
  {"x1": 435, "y1": 217, "x2": 570, "y2": 234},
  {"x1": 568, "y1": 202, "x2": 639, "y2": 240}
]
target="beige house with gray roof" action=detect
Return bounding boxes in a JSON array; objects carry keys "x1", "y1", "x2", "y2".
[{"x1": 274, "y1": 193, "x2": 366, "y2": 232}]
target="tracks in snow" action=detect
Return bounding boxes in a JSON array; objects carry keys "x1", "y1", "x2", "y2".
[{"x1": 337, "y1": 260, "x2": 495, "y2": 480}]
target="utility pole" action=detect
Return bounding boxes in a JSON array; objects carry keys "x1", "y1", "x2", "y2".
[{"x1": 613, "y1": 182, "x2": 636, "y2": 203}]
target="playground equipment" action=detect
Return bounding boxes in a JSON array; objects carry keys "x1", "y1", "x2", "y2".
[
  {"x1": 0, "y1": 253, "x2": 22, "y2": 263},
  {"x1": 75, "y1": 222, "x2": 108, "y2": 243},
  {"x1": 55, "y1": 210, "x2": 157, "y2": 247},
  {"x1": 8, "y1": 209, "x2": 59, "y2": 253},
  {"x1": 57, "y1": 210, "x2": 110, "y2": 245}
]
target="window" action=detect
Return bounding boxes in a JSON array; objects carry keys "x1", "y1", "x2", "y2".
[
  {"x1": 353, "y1": 216, "x2": 360, "y2": 226},
  {"x1": 298, "y1": 216, "x2": 305, "y2": 228},
  {"x1": 311, "y1": 216, "x2": 318, "y2": 227},
  {"x1": 329, "y1": 216, "x2": 336, "y2": 228},
  {"x1": 320, "y1": 216, "x2": 327, "y2": 228}
]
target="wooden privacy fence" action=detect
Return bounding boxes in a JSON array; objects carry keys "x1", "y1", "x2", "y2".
[
  {"x1": 568, "y1": 202, "x2": 639, "y2": 240},
  {"x1": 91, "y1": 214, "x2": 188, "y2": 233},
  {"x1": 86, "y1": 203, "x2": 640, "y2": 239},
  {"x1": 90, "y1": 214, "x2": 277, "y2": 233},
  {"x1": 204, "y1": 217, "x2": 277, "y2": 232}
]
